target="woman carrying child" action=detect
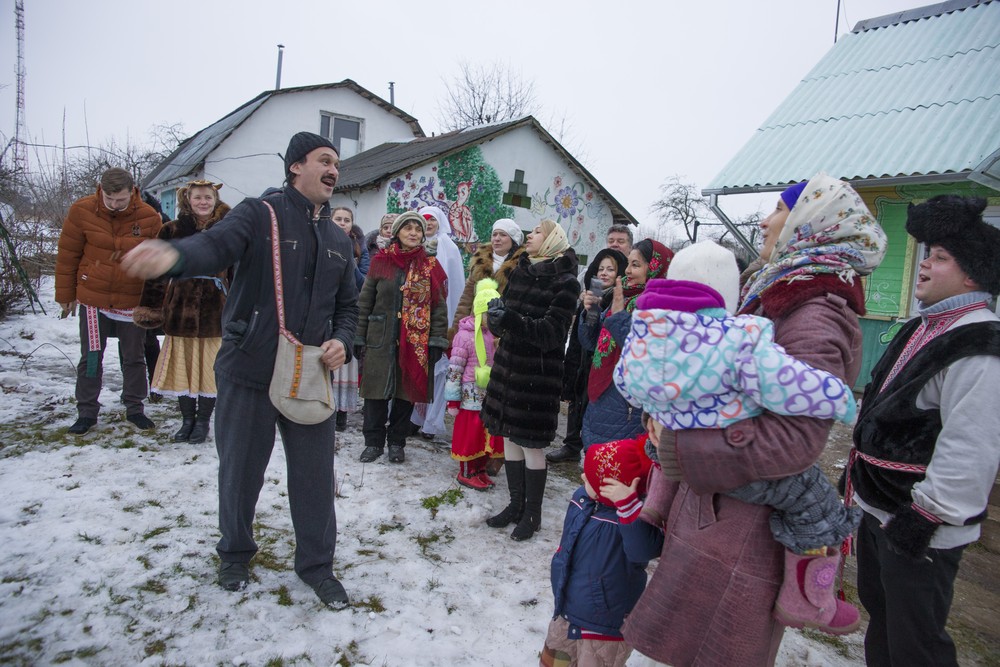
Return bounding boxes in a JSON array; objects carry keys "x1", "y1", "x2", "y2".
[{"x1": 617, "y1": 174, "x2": 887, "y2": 666}]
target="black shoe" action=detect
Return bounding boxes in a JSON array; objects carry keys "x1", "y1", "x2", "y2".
[
  {"x1": 359, "y1": 446, "x2": 384, "y2": 463},
  {"x1": 218, "y1": 562, "x2": 250, "y2": 592},
  {"x1": 148, "y1": 392, "x2": 163, "y2": 404},
  {"x1": 312, "y1": 576, "x2": 349, "y2": 609},
  {"x1": 67, "y1": 417, "x2": 97, "y2": 435},
  {"x1": 335, "y1": 411, "x2": 347, "y2": 432},
  {"x1": 546, "y1": 445, "x2": 581, "y2": 464},
  {"x1": 188, "y1": 419, "x2": 211, "y2": 444},
  {"x1": 127, "y1": 413, "x2": 156, "y2": 430},
  {"x1": 174, "y1": 396, "x2": 196, "y2": 442},
  {"x1": 417, "y1": 430, "x2": 435, "y2": 441},
  {"x1": 388, "y1": 444, "x2": 405, "y2": 463}
]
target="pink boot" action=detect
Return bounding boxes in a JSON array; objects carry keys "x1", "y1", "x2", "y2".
[{"x1": 773, "y1": 548, "x2": 861, "y2": 635}]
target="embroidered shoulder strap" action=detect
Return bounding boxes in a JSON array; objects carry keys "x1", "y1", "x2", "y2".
[{"x1": 263, "y1": 201, "x2": 301, "y2": 346}]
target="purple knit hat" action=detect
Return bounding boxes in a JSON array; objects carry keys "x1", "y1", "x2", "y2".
[
  {"x1": 635, "y1": 279, "x2": 724, "y2": 313},
  {"x1": 780, "y1": 181, "x2": 808, "y2": 211}
]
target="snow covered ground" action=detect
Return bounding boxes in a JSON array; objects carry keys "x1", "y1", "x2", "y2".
[{"x1": 0, "y1": 278, "x2": 866, "y2": 666}]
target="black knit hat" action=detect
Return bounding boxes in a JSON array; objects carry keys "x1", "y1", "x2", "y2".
[
  {"x1": 905, "y1": 195, "x2": 1000, "y2": 295},
  {"x1": 284, "y1": 132, "x2": 338, "y2": 178}
]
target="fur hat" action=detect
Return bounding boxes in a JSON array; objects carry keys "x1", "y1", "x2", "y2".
[
  {"x1": 473, "y1": 278, "x2": 502, "y2": 315},
  {"x1": 666, "y1": 240, "x2": 740, "y2": 312},
  {"x1": 284, "y1": 132, "x2": 337, "y2": 179},
  {"x1": 583, "y1": 437, "x2": 653, "y2": 506},
  {"x1": 491, "y1": 218, "x2": 524, "y2": 246},
  {"x1": 905, "y1": 195, "x2": 1000, "y2": 295}
]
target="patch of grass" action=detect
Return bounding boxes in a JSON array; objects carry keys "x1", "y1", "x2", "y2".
[
  {"x1": 52, "y1": 645, "x2": 101, "y2": 664},
  {"x1": 136, "y1": 555, "x2": 152, "y2": 570},
  {"x1": 355, "y1": 548, "x2": 384, "y2": 558},
  {"x1": 426, "y1": 577, "x2": 442, "y2": 591},
  {"x1": 520, "y1": 598, "x2": 539, "y2": 608},
  {"x1": 420, "y1": 489, "x2": 463, "y2": 518},
  {"x1": 413, "y1": 528, "x2": 455, "y2": 561},
  {"x1": 354, "y1": 595, "x2": 386, "y2": 613},
  {"x1": 77, "y1": 532, "x2": 103, "y2": 545},
  {"x1": 58, "y1": 608, "x2": 73, "y2": 616},
  {"x1": 20, "y1": 502, "x2": 42, "y2": 515},
  {"x1": 377, "y1": 521, "x2": 404, "y2": 535},
  {"x1": 2, "y1": 574, "x2": 29, "y2": 584},
  {"x1": 334, "y1": 640, "x2": 363, "y2": 667},
  {"x1": 144, "y1": 639, "x2": 167, "y2": 657},
  {"x1": 264, "y1": 659, "x2": 285, "y2": 667},
  {"x1": 446, "y1": 604, "x2": 458, "y2": 615},
  {"x1": 137, "y1": 578, "x2": 167, "y2": 595},
  {"x1": 142, "y1": 525, "x2": 170, "y2": 540},
  {"x1": 274, "y1": 585, "x2": 293, "y2": 606},
  {"x1": 118, "y1": 439, "x2": 137, "y2": 449}
]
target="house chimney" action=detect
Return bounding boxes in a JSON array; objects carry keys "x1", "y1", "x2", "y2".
[
  {"x1": 275, "y1": 44, "x2": 285, "y2": 90},
  {"x1": 389, "y1": 81, "x2": 395, "y2": 106}
]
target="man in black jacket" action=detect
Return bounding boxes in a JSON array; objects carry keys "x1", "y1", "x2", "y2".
[{"x1": 123, "y1": 132, "x2": 359, "y2": 609}]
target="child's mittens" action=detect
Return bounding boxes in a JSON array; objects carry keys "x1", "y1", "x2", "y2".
[
  {"x1": 601, "y1": 477, "x2": 643, "y2": 524},
  {"x1": 447, "y1": 401, "x2": 460, "y2": 417},
  {"x1": 612, "y1": 490, "x2": 644, "y2": 524}
]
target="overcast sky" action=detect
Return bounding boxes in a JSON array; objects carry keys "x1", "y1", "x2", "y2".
[{"x1": 1, "y1": 0, "x2": 932, "y2": 228}]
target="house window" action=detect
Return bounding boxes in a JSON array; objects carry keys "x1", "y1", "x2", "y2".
[{"x1": 320, "y1": 113, "x2": 363, "y2": 159}]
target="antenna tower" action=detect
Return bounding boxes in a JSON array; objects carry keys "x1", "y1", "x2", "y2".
[{"x1": 13, "y1": 0, "x2": 28, "y2": 177}]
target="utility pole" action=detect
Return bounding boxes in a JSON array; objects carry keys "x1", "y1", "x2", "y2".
[{"x1": 13, "y1": 0, "x2": 28, "y2": 178}]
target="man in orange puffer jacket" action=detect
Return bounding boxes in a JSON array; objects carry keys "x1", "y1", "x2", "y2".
[{"x1": 55, "y1": 167, "x2": 162, "y2": 434}]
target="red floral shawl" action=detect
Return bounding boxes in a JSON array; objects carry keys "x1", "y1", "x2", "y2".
[
  {"x1": 368, "y1": 242, "x2": 448, "y2": 400},
  {"x1": 588, "y1": 239, "x2": 672, "y2": 402}
]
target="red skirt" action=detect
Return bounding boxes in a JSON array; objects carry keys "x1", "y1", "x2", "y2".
[{"x1": 451, "y1": 409, "x2": 504, "y2": 461}]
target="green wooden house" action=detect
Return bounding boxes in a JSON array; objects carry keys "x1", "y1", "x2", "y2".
[{"x1": 703, "y1": 0, "x2": 1000, "y2": 388}]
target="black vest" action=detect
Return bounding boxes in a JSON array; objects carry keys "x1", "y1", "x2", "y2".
[{"x1": 850, "y1": 318, "x2": 1000, "y2": 514}]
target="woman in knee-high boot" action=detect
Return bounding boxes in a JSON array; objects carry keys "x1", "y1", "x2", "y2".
[
  {"x1": 481, "y1": 219, "x2": 580, "y2": 541},
  {"x1": 132, "y1": 181, "x2": 230, "y2": 443}
]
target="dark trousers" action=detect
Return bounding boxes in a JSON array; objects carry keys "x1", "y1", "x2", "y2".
[
  {"x1": 76, "y1": 307, "x2": 148, "y2": 419},
  {"x1": 214, "y1": 381, "x2": 337, "y2": 587},
  {"x1": 857, "y1": 511, "x2": 964, "y2": 667},
  {"x1": 563, "y1": 393, "x2": 587, "y2": 452},
  {"x1": 362, "y1": 398, "x2": 413, "y2": 449},
  {"x1": 144, "y1": 329, "x2": 161, "y2": 385}
]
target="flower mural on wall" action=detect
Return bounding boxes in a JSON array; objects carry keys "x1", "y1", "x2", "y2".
[
  {"x1": 384, "y1": 146, "x2": 514, "y2": 265},
  {"x1": 532, "y1": 175, "x2": 608, "y2": 245}
]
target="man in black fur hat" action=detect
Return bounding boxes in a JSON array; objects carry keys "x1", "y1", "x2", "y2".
[{"x1": 847, "y1": 194, "x2": 1000, "y2": 666}]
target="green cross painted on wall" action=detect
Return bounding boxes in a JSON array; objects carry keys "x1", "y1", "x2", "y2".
[{"x1": 502, "y1": 169, "x2": 531, "y2": 209}]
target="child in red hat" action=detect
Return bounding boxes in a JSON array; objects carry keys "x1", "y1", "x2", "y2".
[{"x1": 541, "y1": 426, "x2": 663, "y2": 667}]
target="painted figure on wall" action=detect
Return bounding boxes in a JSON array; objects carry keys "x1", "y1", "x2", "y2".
[{"x1": 449, "y1": 180, "x2": 475, "y2": 242}]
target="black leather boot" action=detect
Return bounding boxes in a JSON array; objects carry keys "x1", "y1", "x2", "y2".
[
  {"x1": 188, "y1": 397, "x2": 216, "y2": 443},
  {"x1": 486, "y1": 460, "x2": 526, "y2": 528},
  {"x1": 511, "y1": 467, "x2": 547, "y2": 541},
  {"x1": 174, "y1": 396, "x2": 196, "y2": 442}
]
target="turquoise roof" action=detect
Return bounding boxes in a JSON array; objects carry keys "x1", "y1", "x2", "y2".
[{"x1": 705, "y1": 0, "x2": 1000, "y2": 193}]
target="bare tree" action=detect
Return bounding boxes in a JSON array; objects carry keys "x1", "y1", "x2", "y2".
[
  {"x1": 437, "y1": 61, "x2": 539, "y2": 131},
  {"x1": 650, "y1": 176, "x2": 712, "y2": 245}
]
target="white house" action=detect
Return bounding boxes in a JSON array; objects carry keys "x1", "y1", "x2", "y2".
[
  {"x1": 145, "y1": 82, "x2": 637, "y2": 267},
  {"x1": 143, "y1": 80, "x2": 423, "y2": 217},
  {"x1": 332, "y1": 116, "x2": 637, "y2": 266}
]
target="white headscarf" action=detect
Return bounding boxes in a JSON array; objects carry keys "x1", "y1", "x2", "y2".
[{"x1": 419, "y1": 206, "x2": 465, "y2": 322}]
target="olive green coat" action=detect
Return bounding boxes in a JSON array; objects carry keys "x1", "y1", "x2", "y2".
[{"x1": 355, "y1": 257, "x2": 449, "y2": 402}]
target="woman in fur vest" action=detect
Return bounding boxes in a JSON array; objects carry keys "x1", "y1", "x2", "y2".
[
  {"x1": 133, "y1": 181, "x2": 230, "y2": 443},
  {"x1": 355, "y1": 211, "x2": 449, "y2": 464},
  {"x1": 481, "y1": 219, "x2": 580, "y2": 541},
  {"x1": 448, "y1": 218, "x2": 525, "y2": 339}
]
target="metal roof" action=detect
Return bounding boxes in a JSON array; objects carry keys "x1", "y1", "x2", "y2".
[
  {"x1": 705, "y1": 0, "x2": 1000, "y2": 194},
  {"x1": 143, "y1": 80, "x2": 424, "y2": 190},
  {"x1": 334, "y1": 116, "x2": 640, "y2": 226}
]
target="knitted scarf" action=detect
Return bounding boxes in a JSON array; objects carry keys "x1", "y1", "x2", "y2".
[
  {"x1": 588, "y1": 239, "x2": 672, "y2": 401},
  {"x1": 740, "y1": 172, "x2": 887, "y2": 314},
  {"x1": 368, "y1": 242, "x2": 447, "y2": 399}
]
